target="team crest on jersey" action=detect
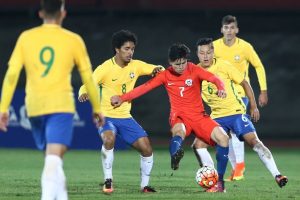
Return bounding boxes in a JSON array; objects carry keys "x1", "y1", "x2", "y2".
[
  {"x1": 234, "y1": 55, "x2": 240, "y2": 62},
  {"x1": 129, "y1": 72, "x2": 135, "y2": 79},
  {"x1": 185, "y1": 79, "x2": 193, "y2": 86}
]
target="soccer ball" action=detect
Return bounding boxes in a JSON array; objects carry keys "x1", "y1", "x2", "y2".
[{"x1": 195, "y1": 166, "x2": 218, "y2": 189}]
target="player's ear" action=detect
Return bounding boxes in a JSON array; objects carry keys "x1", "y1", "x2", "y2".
[
  {"x1": 236, "y1": 27, "x2": 239, "y2": 34},
  {"x1": 115, "y1": 48, "x2": 120, "y2": 54},
  {"x1": 38, "y1": 10, "x2": 44, "y2": 19},
  {"x1": 61, "y1": 10, "x2": 67, "y2": 19}
]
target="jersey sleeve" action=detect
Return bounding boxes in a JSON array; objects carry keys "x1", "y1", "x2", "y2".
[
  {"x1": 246, "y1": 44, "x2": 267, "y2": 91},
  {"x1": 225, "y1": 62, "x2": 244, "y2": 84},
  {"x1": 194, "y1": 63, "x2": 225, "y2": 91},
  {"x1": 73, "y1": 35, "x2": 101, "y2": 113},
  {"x1": 78, "y1": 64, "x2": 105, "y2": 96},
  {"x1": 121, "y1": 72, "x2": 165, "y2": 101},
  {"x1": 0, "y1": 34, "x2": 24, "y2": 112},
  {"x1": 136, "y1": 60, "x2": 158, "y2": 76}
]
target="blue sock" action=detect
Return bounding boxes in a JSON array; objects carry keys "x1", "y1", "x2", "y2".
[
  {"x1": 216, "y1": 145, "x2": 229, "y2": 181},
  {"x1": 169, "y1": 135, "x2": 183, "y2": 156}
]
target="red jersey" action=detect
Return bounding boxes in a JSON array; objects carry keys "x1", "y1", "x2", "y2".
[{"x1": 121, "y1": 62, "x2": 224, "y2": 120}]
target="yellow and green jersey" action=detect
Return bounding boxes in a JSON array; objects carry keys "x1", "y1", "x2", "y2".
[
  {"x1": 201, "y1": 58, "x2": 246, "y2": 119},
  {"x1": 0, "y1": 24, "x2": 100, "y2": 116},
  {"x1": 213, "y1": 37, "x2": 267, "y2": 97},
  {"x1": 79, "y1": 57, "x2": 157, "y2": 118}
]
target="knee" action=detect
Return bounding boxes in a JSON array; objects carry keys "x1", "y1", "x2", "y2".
[
  {"x1": 192, "y1": 139, "x2": 209, "y2": 149},
  {"x1": 102, "y1": 133, "x2": 115, "y2": 149},
  {"x1": 247, "y1": 137, "x2": 260, "y2": 148},
  {"x1": 141, "y1": 145, "x2": 153, "y2": 157},
  {"x1": 218, "y1": 133, "x2": 229, "y2": 147}
]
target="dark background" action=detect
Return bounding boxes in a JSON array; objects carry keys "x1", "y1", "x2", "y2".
[{"x1": 0, "y1": 0, "x2": 299, "y2": 140}]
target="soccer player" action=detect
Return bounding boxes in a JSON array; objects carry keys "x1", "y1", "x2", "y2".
[
  {"x1": 78, "y1": 30, "x2": 162, "y2": 194},
  {"x1": 213, "y1": 15, "x2": 268, "y2": 180},
  {"x1": 0, "y1": 0, "x2": 104, "y2": 199},
  {"x1": 111, "y1": 43, "x2": 229, "y2": 192},
  {"x1": 193, "y1": 38, "x2": 288, "y2": 190}
]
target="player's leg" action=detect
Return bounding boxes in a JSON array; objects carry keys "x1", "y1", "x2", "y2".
[
  {"x1": 228, "y1": 132, "x2": 245, "y2": 181},
  {"x1": 30, "y1": 113, "x2": 74, "y2": 200},
  {"x1": 192, "y1": 139, "x2": 214, "y2": 168},
  {"x1": 119, "y1": 118, "x2": 155, "y2": 192},
  {"x1": 226, "y1": 135, "x2": 236, "y2": 181},
  {"x1": 132, "y1": 137, "x2": 155, "y2": 192},
  {"x1": 210, "y1": 126, "x2": 229, "y2": 192},
  {"x1": 192, "y1": 116, "x2": 228, "y2": 192},
  {"x1": 98, "y1": 118, "x2": 116, "y2": 194},
  {"x1": 228, "y1": 97, "x2": 249, "y2": 180},
  {"x1": 243, "y1": 132, "x2": 288, "y2": 188},
  {"x1": 169, "y1": 122, "x2": 187, "y2": 170}
]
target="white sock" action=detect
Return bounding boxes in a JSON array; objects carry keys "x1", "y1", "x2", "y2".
[
  {"x1": 56, "y1": 164, "x2": 68, "y2": 200},
  {"x1": 228, "y1": 137, "x2": 236, "y2": 169},
  {"x1": 41, "y1": 155, "x2": 67, "y2": 200},
  {"x1": 196, "y1": 148, "x2": 214, "y2": 168},
  {"x1": 231, "y1": 133, "x2": 245, "y2": 163},
  {"x1": 253, "y1": 142, "x2": 280, "y2": 177},
  {"x1": 140, "y1": 154, "x2": 153, "y2": 188},
  {"x1": 101, "y1": 146, "x2": 114, "y2": 180}
]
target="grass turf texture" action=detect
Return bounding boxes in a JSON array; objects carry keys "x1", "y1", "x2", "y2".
[{"x1": 0, "y1": 147, "x2": 299, "y2": 200}]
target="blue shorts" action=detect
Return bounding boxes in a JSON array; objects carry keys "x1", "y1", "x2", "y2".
[
  {"x1": 98, "y1": 117, "x2": 148, "y2": 145},
  {"x1": 214, "y1": 114, "x2": 255, "y2": 141},
  {"x1": 29, "y1": 113, "x2": 74, "y2": 150}
]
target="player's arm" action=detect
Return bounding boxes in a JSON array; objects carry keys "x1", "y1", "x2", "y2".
[
  {"x1": 228, "y1": 63, "x2": 260, "y2": 121},
  {"x1": 136, "y1": 60, "x2": 165, "y2": 77},
  {"x1": 78, "y1": 65, "x2": 103, "y2": 102},
  {"x1": 247, "y1": 44, "x2": 268, "y2": 107},
  {"x1": 240, "y1": 80, "x2": 260, "y2": 122},
  {"x1": 111, "y1": 73, "x2": 164, "y2": 108},
  {"x1": 0, "y1": 35, "x2": 24, "y2": 132},
  {"x1": 74, "y1": 36, "x2": 104, "y2": 126}
]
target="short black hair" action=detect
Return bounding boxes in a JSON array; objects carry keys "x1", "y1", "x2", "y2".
[
  {"x1": 222, "y1": 15, "x2": 238, "y2": 26},
  {"x1": 41, "y1": 0, "x2": 64, "y2": 16},
  {"x1": 196, "y1": 38, "x2": 213, "y2": 48},
  {"x1": 112, "y1": 30, "x2": 137, "y2": 54},
  {"x1": 168, "y1": 43, "x2": 190, "y2": 62}
]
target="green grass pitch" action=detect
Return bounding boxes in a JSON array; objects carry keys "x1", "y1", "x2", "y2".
[{"x1": 0, "y1": 147, "x2": 299, "y2": 200}]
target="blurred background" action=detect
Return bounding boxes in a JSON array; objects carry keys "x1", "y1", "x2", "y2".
[{"x1": 0, "y1": 0, "x2": 299, "y2": 149}]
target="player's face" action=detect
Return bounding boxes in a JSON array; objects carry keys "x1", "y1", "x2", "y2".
[
  {"x1": 221, "y1": 22, "x2": 239, "y2": 41},
  {"x1": 197, "y1": 44, "x2": 214, "y2": 68},
  {"x1": 169, "y1": 58, "x2": 188, "y2": 74},
  {"x1": 116, "y1": 41, "x2": 135, "y2": 64}
]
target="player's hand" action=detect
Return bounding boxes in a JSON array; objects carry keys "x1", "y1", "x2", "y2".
[
  {"x1": 78, "y1": 93, "x2": 89, "y2": 102},
  {"x1": 110, "y1": 95, "x2": 123, "y2": 108},
  {"x1": 258, "y1": 91, "x2": 268, "y2": 107},
  {"x1": 250, "y1": 107, "x2": 260, "y2": 122},
  {"x1": 151, "y1": 65, "x2": 164, "y2": 77},
  {"x1": 0, "y1": 112, "x2": 9, "y2": 132},
  {"x1": 93, "y1": 112, "x2": 105, "y2": 127},
  {"x1": 216, "y1": 90, "x2": 227, "y2": 98}
]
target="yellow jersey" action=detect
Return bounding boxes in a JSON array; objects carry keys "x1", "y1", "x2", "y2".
[
  {"x1": 213, "y1": 37, "x2": 267, "y2": 97},
  {"x1": 79, "y1": 57, "x2": 157, "y2": 118},
  {"x1": 0, "y1": 24, "x2": 100, "y2": 116},
  {"x1": 201, "y1": 58, "x2": 246, "y2": 119}
]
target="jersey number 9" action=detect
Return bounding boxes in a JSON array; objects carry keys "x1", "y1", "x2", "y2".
[{"x1": 40, "y1": 46, "x2": 55, "y2": 77}]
